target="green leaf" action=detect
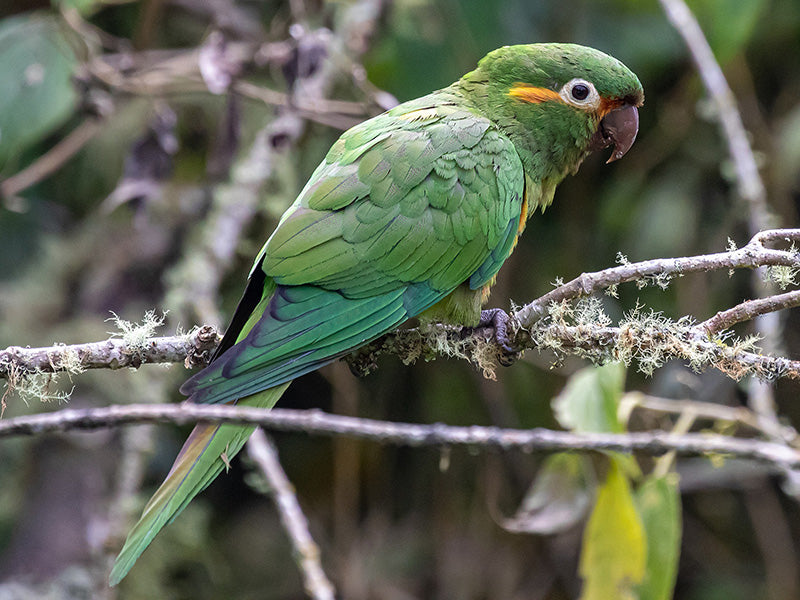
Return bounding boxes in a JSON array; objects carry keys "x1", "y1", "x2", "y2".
[
  {"x1": 636, "y1": 474, "x2": 682, "y2": 600},
  {"x1": 0, "y1": 14, "x2": 79, "y2": 168},
  {"x1": 579, "y1": 458, "x2": 647, "y2": 600},
  {"x1": 553, "y1": 362, "x2": 626, "y2": 433},
  {"x1": 502, "y1": 453, "x2": 594, "y2": 535}
]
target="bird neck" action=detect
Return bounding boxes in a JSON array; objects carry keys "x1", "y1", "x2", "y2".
[{"x1": 450, "y1": 77, "x2": 596, "y2": 193}]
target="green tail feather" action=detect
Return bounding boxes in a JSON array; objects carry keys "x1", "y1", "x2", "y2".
[{"x1": 109, "y1": 383, "x2": 290, "y2": 586}]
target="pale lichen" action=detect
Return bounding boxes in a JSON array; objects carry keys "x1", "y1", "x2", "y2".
[
  {"x1": 107, "y1": 310, "x2": 168, "y2": 365},
  {"x1": 763, "y1": 243, "x2": 800, "y2": 289}
]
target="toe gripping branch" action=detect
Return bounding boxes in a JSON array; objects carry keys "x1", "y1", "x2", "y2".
[{"x1": 476, "y1": 308, "x2": 524, "y2": 367}]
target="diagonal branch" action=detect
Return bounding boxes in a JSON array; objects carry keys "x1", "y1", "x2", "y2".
[
  {"x1": 515, "y1": 229, "x2": 800, "y2": 325},
  {"x1": 247, "y1": 429, "x2": 336, "y2": 600},
  {"x1": 658, "y1": 0, "x2": 769, "y2": 228},
  {"x1": 698, "y1": 290, "x2": 800, "y2": 336}
]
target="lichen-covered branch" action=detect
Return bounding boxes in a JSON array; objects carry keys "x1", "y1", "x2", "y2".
[
  {"x1": 3, "y1": 230, "x2": 800, "y2": 387},
  {"x1": 516, "y1": 228, "x2": 800, "y2": 324},
  {"x1": 0, "y1": 403, "x2": 797, "y2": 469},
  {"x1": 0, "y1": 325, "x2": 219, "y2": 380}
]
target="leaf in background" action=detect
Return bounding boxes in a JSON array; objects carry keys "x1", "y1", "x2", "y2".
[
  {"x1": 0, "y1": 14, "x2": 78, "y2": 168},
  {"x1": 579, "y1": 457, "x2": 646, "y2": 600},
  {"x1": 553, "y1": 362, "x2": 626, "y2": 434},
  {"x1": 502, "y1": 453, "x2": 594, "y2": 535},
  {"x1": 636, "y1": 474, "x2": 682, "y2": 600}
]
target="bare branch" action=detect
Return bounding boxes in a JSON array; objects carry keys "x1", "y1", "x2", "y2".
[
  {"x1": 247, "y1": 429, "x2": 336, "y2": 600},
  {"x1": 1, "y1": 119, "x2": 104, "y2": 201},
  {"x1": 0, "y1": 403, "x2": 797, "y2": 469},
  {"x1": 624, "y1": 392, "x2": 799, "y2": 445},
  {"x1": 658, "y1": 0, "x2": 786, "y2": 471}
]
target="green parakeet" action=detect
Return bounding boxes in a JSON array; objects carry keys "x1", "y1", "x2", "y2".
[{"x1": 110, "y1": 43, "x2": 643, "y2": 584}]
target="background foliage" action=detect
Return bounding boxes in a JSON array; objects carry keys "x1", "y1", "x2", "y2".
[{"x1": 1, "y1": 0, "x2": 800, "y2": 598}]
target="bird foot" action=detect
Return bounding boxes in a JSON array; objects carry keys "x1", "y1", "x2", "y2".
[{"x1": 477, "y1": 308, "x2": 522, "y2": 366}]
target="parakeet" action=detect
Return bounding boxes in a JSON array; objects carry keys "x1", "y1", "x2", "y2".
[{"x1": 110, "y1": 43, "x2": 643, "y2": 584}]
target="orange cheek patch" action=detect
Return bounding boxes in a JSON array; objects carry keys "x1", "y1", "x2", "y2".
[{"x1": 508, "y1": 83, "x2": 563, "y2": 104}]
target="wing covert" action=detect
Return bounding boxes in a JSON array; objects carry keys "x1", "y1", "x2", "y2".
[{"x1": 260, "y1": 93, "x2": 526, "y2": 302}]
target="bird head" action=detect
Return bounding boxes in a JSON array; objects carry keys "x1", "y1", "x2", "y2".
[{"x1": 460, "y1": 43, "x2": 644, "y2": 177}]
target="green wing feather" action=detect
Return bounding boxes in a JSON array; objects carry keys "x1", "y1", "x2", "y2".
[
  {"x1": 111, "y1": 89, "x2": 526, "y2": 585},
  {"x1": 108, "y1": 383, "x2": 289, "y2": 586}
]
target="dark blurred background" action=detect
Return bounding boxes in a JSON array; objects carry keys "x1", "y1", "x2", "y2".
[{"x1": 1, "y1": 0, "x2": 799, "y2": 598}]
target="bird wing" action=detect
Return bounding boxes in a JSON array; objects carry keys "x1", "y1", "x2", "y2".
[{"x1": 182, "y1": 92, "x2": 526, "y2": 404}]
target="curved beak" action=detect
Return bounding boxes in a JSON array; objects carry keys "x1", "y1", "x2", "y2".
[{"x1": 591, "y1": 104, "x2": 640, "y2": 163}]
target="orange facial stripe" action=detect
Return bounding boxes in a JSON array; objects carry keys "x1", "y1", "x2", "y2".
[
  {"x1": 508, "y1": 83, "x2": 563, "y2": 104},
  {"x1": 598, "y1": 97, "x2": 625, "y2": 118}
]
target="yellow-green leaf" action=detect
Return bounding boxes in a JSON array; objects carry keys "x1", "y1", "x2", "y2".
[
  {"x1": 579, "y1": 458, "x2": 646, "y2": 600},
  {"x1": 636, "y1": 474, "x2": 682, "y2": 600}
]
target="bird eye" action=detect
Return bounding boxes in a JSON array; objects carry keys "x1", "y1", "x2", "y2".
[
  {"x1": 559, "y1": 78, "x2": 600, "y2": 109},
  {"x1": 571, "y1": 83, "x2": 590, "y2": 101}
]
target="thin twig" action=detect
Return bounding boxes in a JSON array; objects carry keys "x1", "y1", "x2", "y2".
[
  {"x1": 658, "y1": 0, "x2": 786, "y2": 480},
  {"x1": 247, "y1": 429, "x2": 336, "y2": 600},
  {"x1": 1, "y1": 119, "x2": 104, "y2": 200},
  {"x1": 624, "y1": 392, "x2": 798, "y2": 445},
  {"x1": 0, "y1": 403, "x2": 797, "y2": 468},
  {"x1": 698, "y1": 290, "x2": 800, "y2": 336}
]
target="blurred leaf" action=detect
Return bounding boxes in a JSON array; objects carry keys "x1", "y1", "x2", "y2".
[
  {"x1": 553, "y1": 362, "x2": 626, "y2": 433},
  {"x1": 636, "y1": 474, "x2": 682, "y2": 600},
  {"x1": 503, "y1": 453, "x2": 594, "y2": 534},
  {"x1": 0, "y1": 14, "x2": 78, "y2": 168},
  {"x1": 51, "y1": 0, "x2": 102, "y2": 16},
  {"x1": 688, "y1": 0, "x2": 766, "y2": 62},
  {"x1": 579, "y1": 457, "x2": 646, "y2": 600}
]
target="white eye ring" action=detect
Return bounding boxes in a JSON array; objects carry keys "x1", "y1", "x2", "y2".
[{"x1": 559, "y1": 78, "x2": 600, "y2": 110}]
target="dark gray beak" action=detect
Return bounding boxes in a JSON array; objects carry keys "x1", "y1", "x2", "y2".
[{"x1": 591, "y1": 104, "x2": 640, "y2": 163}]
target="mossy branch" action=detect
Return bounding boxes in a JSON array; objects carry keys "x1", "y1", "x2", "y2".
[{"x1": 3, "y1": 229, "x2": 800, "y2": 392}]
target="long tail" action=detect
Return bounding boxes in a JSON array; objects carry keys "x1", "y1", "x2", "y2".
[{"x1": 109, "y1": 382, "x2": 290, "y2": 586}]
